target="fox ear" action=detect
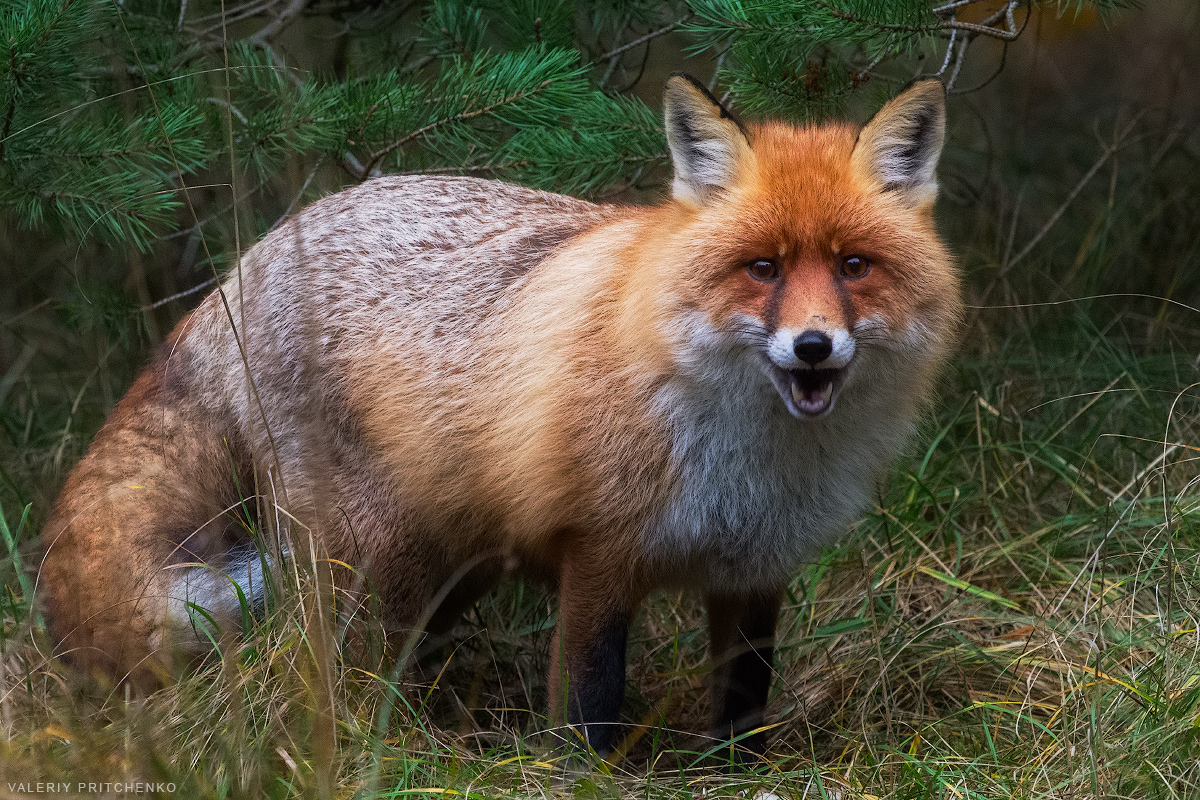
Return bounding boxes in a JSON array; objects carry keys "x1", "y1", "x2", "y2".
[
  {"x1": 852, "y1": 78, "x2": 946, "y2": 206},
  {"x1": 663, "y1": 73, "x2": 752, "y2": 207}
]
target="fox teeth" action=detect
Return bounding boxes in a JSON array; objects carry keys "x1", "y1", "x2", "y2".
[
  {"x1": 818, "y1": 381, "x2": 833, "y2": 406},
  {"x1": 791, "y1": 378, "x2": 834, "y2": 414}
]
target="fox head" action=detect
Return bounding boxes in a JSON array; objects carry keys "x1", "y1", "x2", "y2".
[{"x1": 658, "y1": 74, "x2": 960, "y2": 420}]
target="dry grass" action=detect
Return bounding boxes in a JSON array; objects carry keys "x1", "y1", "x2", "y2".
[{"x1": 3, "y1": 304, "x2": 1200, "y2": 798}]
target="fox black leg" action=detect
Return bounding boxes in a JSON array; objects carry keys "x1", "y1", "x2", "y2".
[
  {"x1": 706, "y1": 591, "x2": 782, "y2": 764},
  {"x1": 557, "y1": 614, "x2": 628, "y2": 756},
  {"x1": 549, "y1": 545, "x2": 637, "y2": 758}
]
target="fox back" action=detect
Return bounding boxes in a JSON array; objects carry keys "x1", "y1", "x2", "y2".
[{"x1": 40, "y1": 76, "x2": 960, "y2": 757}]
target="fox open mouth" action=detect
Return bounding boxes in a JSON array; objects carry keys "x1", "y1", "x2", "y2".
[{"x1": 767, "y1": 366, "x2": 845, "y2": 418}]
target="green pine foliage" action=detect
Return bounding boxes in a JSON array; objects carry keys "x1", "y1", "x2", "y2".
[
  {"x1": 0, "y1": 0, "x2": 1124, "y2": 253},
  {"x1": 1, "y1": 0, "x2": 677, "y2": 251}
]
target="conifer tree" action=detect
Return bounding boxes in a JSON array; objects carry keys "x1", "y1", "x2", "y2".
[{"x1": 0, "y1": 1, "x2": 1127, "y2": 286}]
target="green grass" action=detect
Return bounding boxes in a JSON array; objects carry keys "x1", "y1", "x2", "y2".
[{"x1": 4, "y1": 295, "x2": 1200, "y2": 798}]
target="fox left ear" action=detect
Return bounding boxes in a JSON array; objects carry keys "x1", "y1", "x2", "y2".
[
  {"x1": 852, "y1": 78, "x2": 946, "y2": 206},
  {"x1": 663, "y1": 73, "x2": 753, "y2": 207}
]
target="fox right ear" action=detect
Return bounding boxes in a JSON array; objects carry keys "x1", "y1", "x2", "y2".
[
  {"x1": 852, "y1": 78, "x2": 946, "y2": 207},
  {"x1": 663, "y1": 73, "x2": 752, "y2": 207}
]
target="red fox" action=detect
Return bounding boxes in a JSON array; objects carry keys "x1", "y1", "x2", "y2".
[{"x1": 39, "y1": 74, "x2": 960, "y2": 757}]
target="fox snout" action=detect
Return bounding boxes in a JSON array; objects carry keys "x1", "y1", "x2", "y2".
[
  {"x1": 763, "y1": 326, "x2": 856, "y2": 419},
  {"x1": 766, "y1": 326, "x2": 856, "y2": 371},
  {"x1": 792, "y1": 330, "x2": 833, "y2": 365}
]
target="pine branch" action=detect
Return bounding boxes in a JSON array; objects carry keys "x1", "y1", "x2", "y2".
[
  {"x1": 0, "y1": 0, "x2": 1133, "y2": 250},
  {"x1": 939, "y1": 0, "x2": 1026, "y2": 41},
  {"x1": 357, "y1": 79, "x2": 555, "y2": 180},
  {"x1": 816, "y1": 1, "x2": 938, "y2": 35},
  {"x1": 0, "y1": 47, "x2": 16, "y2": 163}
]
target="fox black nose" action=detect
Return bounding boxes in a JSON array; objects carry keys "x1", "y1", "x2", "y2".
[{"x1": 793, "y1": 330, "x2": 833, "y2": 365}]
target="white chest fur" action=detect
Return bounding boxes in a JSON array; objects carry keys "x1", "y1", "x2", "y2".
[{"x1": 643, "y1": 323, "x2": 909, "y2": 593}]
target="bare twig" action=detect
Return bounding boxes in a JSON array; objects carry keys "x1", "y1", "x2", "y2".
[
  {"x1": 823, "y1": 0, "x2": 1025, "y2": 41},
  {"x1": 1006, "y1": 112, "x2": 1144, "y2": 270},
  {"x1": 402, "y1": 54, "x2": 435, "y2": 74},
  {"x1": 932, "y1": 0, "x2": 978, "y2": 12},
  {"x1": 599, "y1": 16, "x2": 690, "y2": 62},
  {"x1": 0, "y1": 343, "x2": 37, "y2": 408},
  {"x1": 936, "y1": 28, "x2": 958, "y2": 75},
  {"x1": 192, "y1": 0, "x2": 279, "y2": 37},
  {"x1": 946, "y1": 30, "x2": 969, "y2": 90},
  {"x1": 941, "y1": 18, "x2": 1019, "y2": 41},
  {"x1": 613, "y1": 31, "x2": 654, "y2": 94},
  {"x1": 951, "y1": 38, "x2": 1012, "y2": 95},
  {"x1": 855, "y1": 49, "x2": 889, "y2": 84},
  {"x1": 139, "y1": 278, "x2": 219, "y2": 312},
  {"x1": 270, "y1": 156, "x2": 325, "y2": 231},
  {"x1": 708, "y1": 47, "x2": 729, "y2": 92},
  {"x1": 598, "y1": 13, "x2": 632, "y2": 89},
  {"x1": 204, "y1": 96, "x2": 248, "y2": 126},
  {"x1": 191, "y1": 0, "x2": 275, "y2": 25},
  {"x1": 356, "y1": 81, "x2": 553, "y2": 181},
  {"x1": 941, "y1": 0, "x2": 1026, "y2": 43},
  {"x1": 245, "y1": 0, "x2": 308, "y2": 46}
]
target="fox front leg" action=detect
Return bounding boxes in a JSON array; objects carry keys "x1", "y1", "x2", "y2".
[
  {"x1": 706, "y1": 591, "x2": 782, "y2": 762},
  {"x1": 547, "y1": 545, "x2": 639, "y2": 757}
]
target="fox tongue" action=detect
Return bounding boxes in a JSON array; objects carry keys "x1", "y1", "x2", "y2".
[{"x1": 791, "y1": 374, "x2": 834, "y2": 415}]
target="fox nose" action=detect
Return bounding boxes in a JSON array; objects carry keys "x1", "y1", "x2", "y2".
[{"x1": 793, "y1": 330, "x2": 833, "y2": 365}]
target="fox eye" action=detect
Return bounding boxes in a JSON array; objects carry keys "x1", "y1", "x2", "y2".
[
  {"x1": 840, "y1": 255, "x2": 870, "y2": 279},
  {"x1": 746, "y1": 258, "x2": 780, "y2": 282}
]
